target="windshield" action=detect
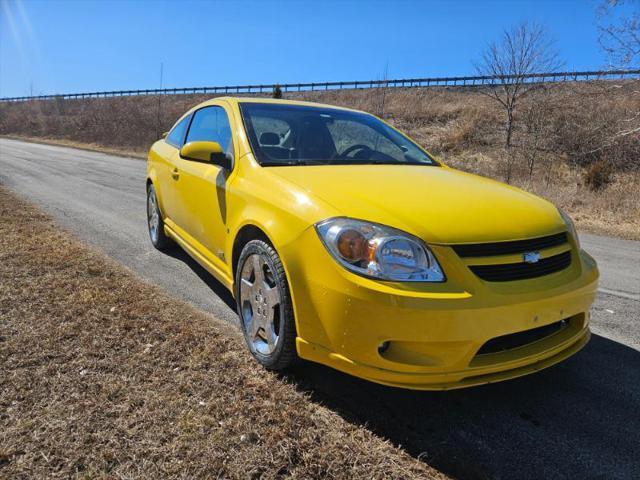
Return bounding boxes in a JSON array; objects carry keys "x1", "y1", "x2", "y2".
[{"x1": 239, "y1": 102, "x2": 439, "y2": 167}]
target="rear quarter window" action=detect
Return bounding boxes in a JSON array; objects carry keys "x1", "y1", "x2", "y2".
[{"x1": 166, "y1": 115, "x2": 191, "y2": 148}]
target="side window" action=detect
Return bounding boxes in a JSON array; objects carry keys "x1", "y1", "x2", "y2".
[
  {"x1": 166, "y1": 115, "x2": 191, "y2": 148},
  {"x1": 185, "y1": 106, "x2": 234, "y2": 159}
]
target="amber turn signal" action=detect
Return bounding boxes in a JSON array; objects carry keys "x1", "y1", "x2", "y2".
[{"x1": 336, "y1": 229, "x2": 368, "y2": 263}]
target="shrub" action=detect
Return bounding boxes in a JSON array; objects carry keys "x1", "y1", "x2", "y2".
[
  {"x1": 438, "y1": 109, "x2": 492, "y2": 152},
  {"x1": 584, "y1": 160, "x2": 614, "y2": 191}
]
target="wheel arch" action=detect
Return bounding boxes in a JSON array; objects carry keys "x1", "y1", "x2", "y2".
[
  {"x1": 145, "y1": 174, "x2": 167, "y2": 218},
  {"x1": 231, "y1": 224, "x2": 273, "y2": 282}
]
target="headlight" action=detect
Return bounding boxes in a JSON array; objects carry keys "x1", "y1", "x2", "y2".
[
  {"x1": 558, "y1": 208, "x2": 580, "y2": 248},
  {"x1": 315, "y1": 217, "x2": 445, "y2": 282}
]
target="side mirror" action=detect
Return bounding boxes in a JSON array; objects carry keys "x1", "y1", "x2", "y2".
[
  {"x1": 180, "y1": 141, "x2": 232, "y2": 170},
  {"x1": 161, "y1": 131, "x2": 169, "y2": 139}
]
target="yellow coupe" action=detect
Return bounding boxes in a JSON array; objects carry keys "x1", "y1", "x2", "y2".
[{"x1": 146, "y1": 97, "x2": 598, "y2": 390}]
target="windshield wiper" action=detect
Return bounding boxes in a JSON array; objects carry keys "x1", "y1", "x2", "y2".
[
  {"x1": 262, "y1": 160, "x2": 302, "y2": 166},
  {"x1": 326, "y1": 158, "x2": 403, "y2": 166},
  {"x1": 263, "y1": 159, "x2": 436, "y2": 167},
  {"x1": 263, "y1": 159, "x2": 326, "y2": 166}
]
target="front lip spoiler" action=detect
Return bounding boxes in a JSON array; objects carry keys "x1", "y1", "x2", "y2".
[{"x1": 296, "y1": 328, "x2": 591, "y2": 391}]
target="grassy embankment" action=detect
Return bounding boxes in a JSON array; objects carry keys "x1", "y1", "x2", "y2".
[
  {"x1": 1, "y1": 80, "x2": 638, "y2": 238},
  {"x1": 0, "y1": 187, "x2": 445, "y2": 479}
]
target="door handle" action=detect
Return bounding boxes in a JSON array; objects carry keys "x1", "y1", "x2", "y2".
[{"x1": 171, "y1": 168, "x2": 179, "y2": 180}]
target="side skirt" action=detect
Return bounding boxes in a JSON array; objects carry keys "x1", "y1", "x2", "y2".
[{"x1": 164, "y1": 223, "x2": 234, "y2": 293}]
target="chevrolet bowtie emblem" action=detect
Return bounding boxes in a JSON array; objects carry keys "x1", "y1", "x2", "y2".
[{"x1": 523, "y1": 251, "x2": 541, "y2": 264}]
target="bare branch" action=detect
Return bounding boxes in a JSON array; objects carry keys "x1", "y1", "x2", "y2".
[
  {"x1": 474, "y1": 21, "x2": 563, "y2": 148},
  {"x1": 598, "y1": 0, "x2": 640, "y2": 67}
]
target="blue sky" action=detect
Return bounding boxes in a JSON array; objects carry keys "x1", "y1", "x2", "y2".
[{"x1": 0, "y1": 0, "x2": 614, "y2": 98}]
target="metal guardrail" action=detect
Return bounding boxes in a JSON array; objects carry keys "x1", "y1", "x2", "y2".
[{"x1": 1, "y1": 69, "x2": 639, "y2": 103}]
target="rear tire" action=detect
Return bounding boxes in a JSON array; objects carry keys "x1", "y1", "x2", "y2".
[
  {"x1": 147, "y1": 184, "x2": 173, "y2": 251},
  {"x1": 236, "y1": 239, "x2": 297, "y2": 370}
]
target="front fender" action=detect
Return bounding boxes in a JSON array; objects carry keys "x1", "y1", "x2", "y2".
[{"x1": 224, "y1": 159, "x2": 340, "y2": 265}]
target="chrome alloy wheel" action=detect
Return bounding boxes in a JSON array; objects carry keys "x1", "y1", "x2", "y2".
[
  {"x1": 147, "y1": 188, "x2": 160, "y2": 244},
  {"x1": 239, "y1": 254, "x2": 282, "y2": 355}
]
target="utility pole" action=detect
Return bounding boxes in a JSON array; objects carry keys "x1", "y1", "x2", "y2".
[{"x1": 156, "y1": 62, "x2": 164, "y2": 139}]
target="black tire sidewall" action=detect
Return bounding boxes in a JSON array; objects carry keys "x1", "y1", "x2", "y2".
[{"x1": 146, "y1": 184, "x2": 171, "y2": 250}]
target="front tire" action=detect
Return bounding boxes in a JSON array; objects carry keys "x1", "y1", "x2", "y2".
[
  {"x1": 236, "y1": 239, "x2": 297, "y2": 370},
  {"x1": 147, "y1": 184, "x2": 173, "y2": 251}
]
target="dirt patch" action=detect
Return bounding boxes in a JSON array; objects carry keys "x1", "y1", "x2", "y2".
[{"x1": 0, "y1": 187, "x2": 445, "y2": 479}]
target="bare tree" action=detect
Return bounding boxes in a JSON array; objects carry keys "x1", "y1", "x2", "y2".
[
  {"x1": 596, "y1": 1, "x2": 640, "y2": 171},
  {"x1": 376, "y1": 62, "x2": 390, "y2": 118},
  {"x1": 520, "y1": 91, "x2": 556, "y2": 183},
  {"x1": 598, "y1": 0, "x2": 640, "y2": 67},
  {"x1": 475, "y1": 22, "x2": 562, "y2": 148}
]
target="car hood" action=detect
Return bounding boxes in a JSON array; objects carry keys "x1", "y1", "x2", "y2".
[{"x1": 268, "y1": 164, "x2": 566, "y2": 244}]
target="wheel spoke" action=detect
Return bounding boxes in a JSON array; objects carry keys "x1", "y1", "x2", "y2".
[
  {"x1": 240, "y1": 277, "x2": 253, "y2": 299},
  {"x1": 249, "y1": 313, "x2": 261, "y2": 340},
  {"x1": 264, "y1": 285, "x2": 280, "y2": 308},
  {"x1": 264, "y1": 321, "x2": 276, "y2": 350},
  {"x1": 252, "y1": 255, "x2": 265, "y2": 286}
]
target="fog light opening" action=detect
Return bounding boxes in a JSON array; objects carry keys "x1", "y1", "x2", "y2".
[{"x1": 378, "y1": 341, "x2": 390, "y2": 354}]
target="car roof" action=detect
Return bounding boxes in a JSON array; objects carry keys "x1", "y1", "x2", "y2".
[{"x1": 195, "y1": 96, "x2": 368, "y2": 115}]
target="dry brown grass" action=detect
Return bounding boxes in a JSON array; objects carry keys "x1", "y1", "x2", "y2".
[
  {"x1": 0, "y1": 187, "x2": 445, "y2": 479},
  {"x1": 1, "y1": 81, "x2": 638, "y2": 238}
]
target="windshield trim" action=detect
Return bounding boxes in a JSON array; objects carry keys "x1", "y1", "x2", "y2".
[{"x1": 238, "y1": 101, "x2": 440, "y2": 168}]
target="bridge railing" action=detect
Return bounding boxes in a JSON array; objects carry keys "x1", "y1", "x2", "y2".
[{"x1": 1, "y1": 69, "x2": 639, "y2": 103}]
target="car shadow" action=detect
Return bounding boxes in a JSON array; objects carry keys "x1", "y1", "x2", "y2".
[
  {"x1": 151, "y1": 248, "x2": 638, "y2": 478},
  {"x1": 163, "y1": 246, "x2": 237, "y2": 311},
  {"x1": 286, "y1": 334, "x2": 640, "y2": 479}
]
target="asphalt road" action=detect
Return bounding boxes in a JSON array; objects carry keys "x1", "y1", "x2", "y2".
[{"x1": 1, "y1": 138, "x2": 639, "y2": 479}]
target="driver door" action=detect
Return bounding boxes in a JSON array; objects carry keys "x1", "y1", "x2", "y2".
[{"x1": 172, "y1": 104, "x2": 236, "y2": 276}]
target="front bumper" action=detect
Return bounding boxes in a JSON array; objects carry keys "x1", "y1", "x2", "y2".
[{"x1": 281, "y1": 228, "x2": 599, "y2": 390}]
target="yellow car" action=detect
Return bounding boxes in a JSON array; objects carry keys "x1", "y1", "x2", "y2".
[{"x1": 146, "y1": 97, "x2": 598, "y2": 390}]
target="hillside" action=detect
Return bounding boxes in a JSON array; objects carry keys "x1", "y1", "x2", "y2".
[{"x1": 1, "y1": 81, "x2": 638, "y2": 238}]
